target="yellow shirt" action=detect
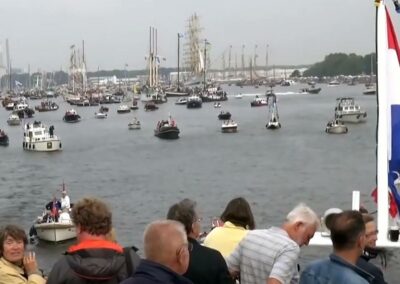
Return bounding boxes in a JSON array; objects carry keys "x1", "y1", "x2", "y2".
[
  {"x1": 203, "y1": 221, "x2": 249, "y2": 258},
  {"x1": 0, "y1": 257, "x2": 46, "y2": 284}
]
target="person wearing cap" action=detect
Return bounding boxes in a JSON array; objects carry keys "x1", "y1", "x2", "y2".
[{"x1": 60, "y1": 189, "x2": 70, "y2": 210}]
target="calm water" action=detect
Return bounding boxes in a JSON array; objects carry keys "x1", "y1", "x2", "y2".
[{"x1": 0, "y1": 84, "x2": 398, "y2": 281}]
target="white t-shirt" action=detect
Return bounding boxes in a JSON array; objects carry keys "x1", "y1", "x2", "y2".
[{"x1": 61, "y1": 195, "x2": 70, "y2": 209}]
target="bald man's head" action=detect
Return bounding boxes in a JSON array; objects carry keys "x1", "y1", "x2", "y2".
[{"x1": 143, "y1": 220, "x2": 190, "y2": 275}]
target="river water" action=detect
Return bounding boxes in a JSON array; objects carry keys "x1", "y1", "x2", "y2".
[{"x1": 0, "y1": 84, "x2": 398, "y2": 282}]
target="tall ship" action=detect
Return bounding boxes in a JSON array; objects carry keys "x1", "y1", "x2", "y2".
[{"x1": 23, "y1": 121, "x2": 62, "y2": 152}]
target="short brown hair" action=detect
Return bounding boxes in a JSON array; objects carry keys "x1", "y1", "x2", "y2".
[
  {"x1": 72, "y1": 197, "x2": 112, "y2": 235},
  {"x1": 362, "y1": 213, "x2": 374, "y2": 224},
  {"x1": 167, "y1": 199, "x2": 197, "y2": 235},
  {"x1": 330, "y1": 210, "x2": 365, "y2": 250},
  {"x1": 0, "y1": 225, "x2": 27, "y2": 257}
]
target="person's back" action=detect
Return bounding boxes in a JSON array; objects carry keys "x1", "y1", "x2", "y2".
[
  {"x1": 203, "y1": 222, "x2": 248, "y2": 257},
  {"x1": 184, "y1": 238, "x2": 233, "y2": 284},
  {"x1": 47, "y1": 197, "x2": 140, "y2": 284},
  {"x1": 48, "y1": 240, "x2": 139, "y2": 284},
  {"x1": 227, "y1": 227, "x2": 300, "y2": 284},
  {"x1": 300, "y1": 255, "x2": 369, "y2": 284}
]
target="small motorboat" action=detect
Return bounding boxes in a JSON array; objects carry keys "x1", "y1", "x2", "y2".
[
  {"x1": 175, "y1": 97, "x2": 188, "y2": 105},
  {"x1": 325, "y1": 119, "x2": 348, "y2": 134},
  {"x1": 154, "y1": 115, "x2": 180, "y2": 139},
  {"x1": 266, "y1": 117, "x2": 281, "y2": 129},
  {"x1": 221, "y1": 120, "x2": 238, "y2": 133},
  {"x1": 250, "y1": 96, "x2": 268, "y2": 107},
  {"x1": 300, "y1": 87, "x2": 322, "y2": 94},
  {"x1": 117, "y1": 104, "x2": 131, "y2": 113},
  {"x1": 94, "y1": 111, "x2": 107, "y2": 119},
  {"x1": 36, "y1": 101, "x2": 59, "y2": 112},
  {"x1": 187, "y1": 95, "x2": 202, "y2": 108},
  {"x1": 235, "y1": 94, "x2": 243, "y2": 99},
  {"x1": 362, "y1": 86, "x2": 376, "y2": 95},
  {"x1": 7, "y1": 113, "x2": 21, "y2": 126},
  {"x1": 63, "y1": 109, "x2": 81, "y2": 123},
  {"x1": 144, "y1": 102, "x2": 159, "y2": 111},
  {"x1": 218, "y1": 111, "x2": 232, "y2": 120},
  {"x1": 0, "y1": 129, "x2": 9, "y2": 146},
  {"x1": 128, "y1": 117, "x2": 141, "y2": 130},
  {"x1": 99, "y1": 106, "x2": 109, "y2": 113},
  {"x1": 214, "y1": 102, "x2": 222, "y2": 108}
]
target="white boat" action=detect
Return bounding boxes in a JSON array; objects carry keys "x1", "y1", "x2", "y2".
[
  {"x1": 325, "y1": 119, "x2": 348, "y2": 134},
  {"x1": 328, "y1": 80, "x2": 340, "y2": 86},
  {"x1": 335, "y1": 97, "x2": 367, "y2": 123},
  {"x1": 34, "y1": 222, "x2": 76, "y2": 242},
  {"x1": 128, "y1": 118, "x2": 141, "y2": 130},
  {"x1": 117, "y1": 104, "x2": 131, "y2": 113},
  {"x1": 235, "y1": 94, "x2": 243, "y2": 99},
  {"x1": 221, "y1": 120, "x2": 238, "y2": 133},
  {"x1": 175, "y1": 97, "x2": 188, "y2": 105},
  {"x1": 7, "y1": 113, "x2": 21, "y2": 126},
  {"x1": 94, "y1": 112, "x2": 107, "y2": 119},
  {"x1": 23, "y1": 121, "x2": 62, "y2": 152},
  {"x1": 13, "y1": 101, "x2": 28, "y2": 111},
  {"x1": 363, "y1": 85, "x2": 377, "y2": 95}
]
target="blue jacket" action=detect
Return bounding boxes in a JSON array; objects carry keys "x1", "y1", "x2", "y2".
[
  {"x1": 300, "y1": 254, "x2": 374, "y2": 284},
  {"x1": 121, "y1": 259, "x2": 193, "y2": 284}
]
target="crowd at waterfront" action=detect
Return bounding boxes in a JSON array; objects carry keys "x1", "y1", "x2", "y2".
[{"x1": 0, "y1": 195, "x2": 387, "y2": 284}]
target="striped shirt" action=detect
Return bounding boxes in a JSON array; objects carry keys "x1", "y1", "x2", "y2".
[{"x1": 226, "y1": 227, "x2": 300, "y2": 284}]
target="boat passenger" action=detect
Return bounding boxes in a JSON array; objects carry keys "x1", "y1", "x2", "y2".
[
  {"x1": 47, "y1": 197, "x2": 141, "y2": 284},
  {"x1": 60, "y1": 189, "x2": 70, "y2": 210},
  {"x1": 120, "y1": 220, "x2": 192, "y2": 284},
  {"x1": 0, "y1": 225, "x2": 46, "y2": 284},
  {"x1": 300, "y1": 210, "x2": 373, "y2": 284},
  {"x1": 167, "y1": 198, "x2": 234, "y2": 284},
  {"x1": 203, "y1": 197, "x2": 255, "y2": 258},
  {"x1": 227, "y1": 203, "x2": 319, "y2": 284}
]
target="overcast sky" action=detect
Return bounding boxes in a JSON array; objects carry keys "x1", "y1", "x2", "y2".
[{"x1": 0, "y1": 0, "x2": 397, "y2": 72}]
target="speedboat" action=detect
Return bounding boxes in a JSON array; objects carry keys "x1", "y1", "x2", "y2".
[
  {"x1": 266, "y1": 92, "x2": 281, "y2": 129},
  {"x1": 363, "y1": 86, "x2": 376, "y2": 95},
  {"x1": 23, "y1": 121, "x2": 62, "y2": 152},
  {"x1": 300, "y1": 87, "x2": 322, "y2": 94},
  {"x1": 0, "y1": 130, "x2": 9, "y2": 146},
  {"x1": 175, "y1": 97, "x2": 188, "y2": 105},
  {"x1": 266, "y1": 117, "x2": 281, "y2": 129},
  {"x1": 128, "y1": 118, "x2": 141, "y2": 130},
  {"x1": 218, "y1": 111, "x2": 231, "y2": 120},
  {"x1": 154, "y1": 115, "x2": 180, "y2": 139},
  {"x1": 235, "y1": 94, "x2": 243, "y2": 99},
  {"x1": 94, "y1": 111, "x2": 107, "y2": 119},
  {"x1": 325, "y1": 119, "x2": 348, "y2": 134},
  {"x1": 63, "y1": 109, "x2": 81, "y2": 123},
  {"x1": 335, "y1": 97, "x2": 367, "y2": 123},
  {"x1": 7, "y1": 113, "x2": 21, "y2": 126},
  {"x1": 221, "y1": 120, "x2": 238, "y2": 133},
  {"x1": 117, "y1": 104, "x2": 131, "y2": 113}
]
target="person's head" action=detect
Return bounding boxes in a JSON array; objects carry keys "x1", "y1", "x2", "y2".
[
  {"x1": 62, "y1": 190, "x2": 67, "y2": 197},
  {"x1": 220, "y1": 197, "x2": 255, "y2": 230},
  {"x1": 166, "y1": 198, "x2": 201, "y2": 238},
  {"x1": 144, "y1": 220, "x2": 190, "y2": 275},
  {"x1": 71, "y1": 197, "x2": 112, "y2": 238},
  {"x1": 283, "y1": 203, "x2": 319, "y2": 247},
  {"x1": 330, "y1": 210, "x2": 366, "y2": 255},
  {"x1": 0, "y1": 225, "x2": 28, "y2": 264},
  {"x1": 362, "y1": 214, "x2": 378, "y2": 248}
]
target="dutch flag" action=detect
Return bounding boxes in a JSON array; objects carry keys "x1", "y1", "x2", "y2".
[{"x1": 377, "y1": 0, "x2": 400, "y2": 241}]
